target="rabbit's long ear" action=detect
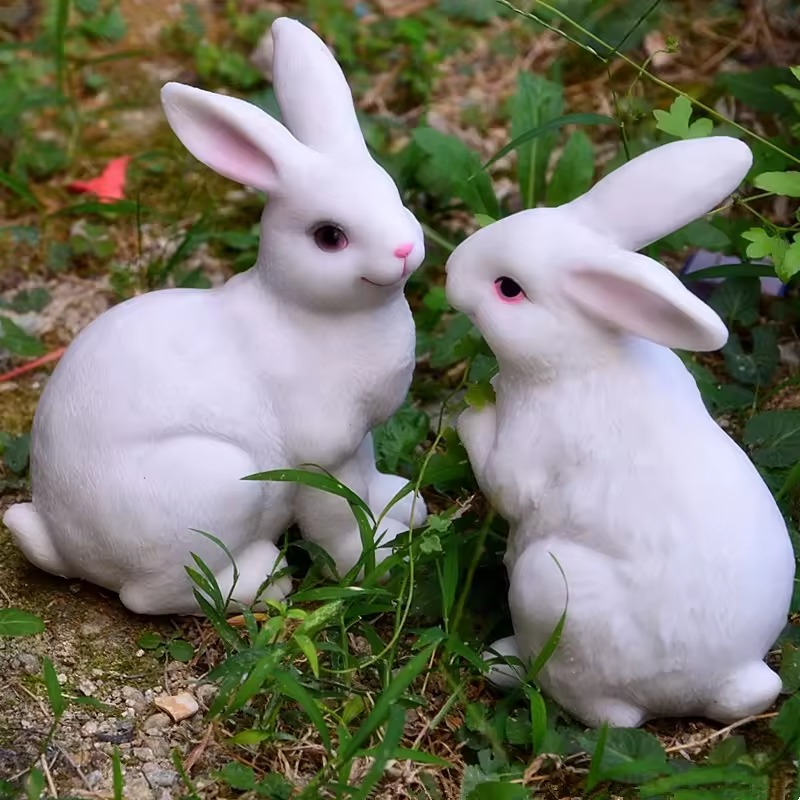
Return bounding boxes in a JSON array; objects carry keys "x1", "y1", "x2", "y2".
[
  {"x1": 565, "y1": 137, "x2": 752, "y2": 251},
  {"x1": 161, "y1": 82, "x2": 305, "y2": 194},
  {"x1": 563, "y1": 250, "x2": 728, "y2": 351},
  {"x1": 270, "y1": 18, "x2": 367, "y2": 157}
]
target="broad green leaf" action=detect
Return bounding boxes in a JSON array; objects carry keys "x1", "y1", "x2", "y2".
[
  {"x1": 752, "y1": 170, "x2": 800, "y2": 197},
  {"x1": 25, "y1": 769, "x2": 44, "y2": 800},
  {"x1": 742, "y1": 227, "x2": 788, "y2": 269},
  {"x1": 723, "y1": 328, "x2": 779, "y2": 387},
  {"x1": 467, "y1": 783, "x2": 530, "y2": 800},
  {"x1": 706, "y1": 735, "x2": 747, "y2": 766},
  {"x1": 779, "y1": 238, "x2": 800, "y2": 283},
  {"x1": 744, "y1": 409, "x2": 800, "y2": 468},
  {"x1": 664, "y1": 219, "x2": 732, "y2": 251},
  {"x1": 4, "y1": 433, "x2": 30, "y2": 475},
  {"x1": 464, "y1": 382, "x2": 496, "y2": 409},
  {"x1": 136, "y1": 631, "x2": 163, "y2": 650},
  {"x1": 168, "y1": 639, "x2": 195, "y2": 662},
  {"x1": 373, "y1": 403, "x2": 430, "y2": 473},
  {"x1": 653, "y1": 95, "x2": 713, "y2": 140},
  {"x1": 412, "y1": 127, "x2": 499, "y2": 218},
  {"x1": 638, "y1": 764, "x2": 763, "y2": 797},
  {"x1": 218, "y1": 762, "x2": 258, "y2": 791},
  {"x1": 708, "y1": 277, "x2": 760, "y2": 327},
  {"x1": 547, "y1": 130, "x2": 595, "y2": 206},
  {"x1": 474, "y1": 214, "x2": 495, "y2": 227},
  {"x1": 43, "y1": 656, "x2": 66, "y2": 719},
  {"x1": 0, "y1": 608, "x2": 44, "y2": 637},
  {"x1": 0, "y1": 316, "x2": 46, "y2": 357},
  {"x1": 511, "y1": 73, "x2": 564, "y2": 208},
  {"x1": 577, "y1": 727, "x2": 668, "y2": 784},
  {"x1": 780, "y1": 643, "x2": 800, "y2": 693},
  {"x1": 226, "y1": 729, "x2": 271, "y2": 746},
  {"x1": 716, "y1": 67, "x2": 797, "y2": 115}
]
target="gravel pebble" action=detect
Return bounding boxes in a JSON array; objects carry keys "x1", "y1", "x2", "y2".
[
  {"x1": 13, "y1": 652, "x2": 40, "y2": 674},
  {"x1": 143, "y1": 712, "x2": 172, "y2": 733},
  {"x1": 143, "y1": 764, "x2": 179, "y2": 789}
]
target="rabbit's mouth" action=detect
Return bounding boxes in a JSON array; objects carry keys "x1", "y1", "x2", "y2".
[{"x1": 361, "y1": 276, "x2": 405, "y2": 288}]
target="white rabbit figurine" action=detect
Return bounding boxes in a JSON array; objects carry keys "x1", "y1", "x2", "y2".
[
  {"x1": 3, "y1": 18, "x2": 428, "y2": 615},
  {"x1": 446, "y1": 137, "x2": 796, "y2": 728}
]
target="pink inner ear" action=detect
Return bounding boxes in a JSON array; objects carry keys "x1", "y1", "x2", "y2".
[{"x1": 175, "y1": 103, "x2": 282, "y2": 192}]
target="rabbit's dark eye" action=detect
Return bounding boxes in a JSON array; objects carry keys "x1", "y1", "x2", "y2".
[
  {"x1": 313, "y1": 224, "x2": 348, "y2": 252},
  {"x1": 495, "y1": 276, "x2": 525, "y2": 303}
]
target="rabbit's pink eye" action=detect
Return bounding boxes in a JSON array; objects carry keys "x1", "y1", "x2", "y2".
[
  {"x1": 313, "y1": 224, "x2": 348, "y2": 252},
  {"x1": 495, "y1": 276, "x2": 525, "y2": 303}
]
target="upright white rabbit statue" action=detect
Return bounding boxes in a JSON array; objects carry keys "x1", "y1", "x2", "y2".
[
  {"x1": 4, "y1": 18, "x2": 427, "y2": 615},
  {"x1": 446, "y1": 137, "x2": 796, "y2": 727}
]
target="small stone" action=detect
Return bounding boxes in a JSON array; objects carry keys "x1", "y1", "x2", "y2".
[
  {"x1": 80, "y1": 610, "x2": 113, "y2": 637},
  {"x1": 194, "y1": 683, "x2": 217, "y2": 708},
  {"x1": 133, "y1": 747, "x2": 154, "y2": 761},
  {"x1": 154, "y1": 692, "x2": 199, "y2": 722},
  {"x1": 122, "y1": 686, "x2": 148, "y2": 713},
  {"x1": 143, "y1": 763, "x2": 178, "y2": 789},
  {"x1": 14, "y1": 653, "x2": 40, "y2": 675},
  {"x1": 57, "y1": 673, "x2": 67, "y2": 685},
  {"x1": 143, "y1": 712, "x2": 171, "y2": 733},
  {"x1": 84, "y1": 770, "x2": 103, "y2": 789},
  {"x1": 143, "y1": 737, "x2": 171, "y2": 759},
  {"x1": 78, "y1": 679, "x2": 97, "y2": 696},
  {"x1": 81, "y1": 721, "x2": 99, "y2": 737}
]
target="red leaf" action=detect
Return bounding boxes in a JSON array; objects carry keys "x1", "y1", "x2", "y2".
[{"x1": 68, "y1": 156, "x2": 131, "y2": 203}]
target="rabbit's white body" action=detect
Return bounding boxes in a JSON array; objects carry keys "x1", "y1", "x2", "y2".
[
  {"x1": 466, "y1": 342, "x2": 793, "y2": 726},
  {"x1": 447, "y1": 138, "x2": 796, "y2": 727},
  {"x1": 4, "y1": 19, "x2": 427, "y2": 614}
]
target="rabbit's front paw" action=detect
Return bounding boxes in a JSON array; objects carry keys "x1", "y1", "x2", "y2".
[{"x1": 368, "y1": 473, "x2": 427, "y2": 528}]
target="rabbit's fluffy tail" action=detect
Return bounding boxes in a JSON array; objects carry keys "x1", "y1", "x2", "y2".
[{"x1": 4, "y1": 502, "x2": 69, "y2": 577}]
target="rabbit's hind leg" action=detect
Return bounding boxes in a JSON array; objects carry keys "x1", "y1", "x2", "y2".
[
  {"x1": 704, "y1": 662, "x2": 782, "y2": 723},
  {"x1": 119, "y1": 538, "x2": 291, "y2": 616},
  {"x1": 117, "y1": 437, "x2": 281, "y2": 616},
  {"x1": 355, "y1": 434, "x2": 427, "y2": 528},
  {"x1": 213, "y1": 539, "x2": 293, "y2": 611},
  {"x1": 296, "y1": 448, "x2": 407, "y2": 579},
  {"x1": 483, "y1": 635, "x2": 527, "y2": 690}
]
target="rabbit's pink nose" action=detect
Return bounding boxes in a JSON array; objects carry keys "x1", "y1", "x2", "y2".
[{"x1": 394, "y1": 243, "x2": 414, "y2": 259}]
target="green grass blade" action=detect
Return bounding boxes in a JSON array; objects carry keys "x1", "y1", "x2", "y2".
[
  {"x1": 477, "y1": 113, "x2": 615, "y2": 174},
  {"x1": 0, "y1": 171, "x2": 41, "y2": 209},
  {"x1": 347, "y1": 705, "x2": 406, "y2": 800},
  {"x1": 681, "y1": 262, "x2": 778, "y2": 282},
  {"x1": 42, "y1": 656, "x2": 66, "y2": 720},
  {"x1": 338, "y1": 639, "x2": 442, "y2": 763},
  {"x1": 273, "y1": 669, "x2": 333, "y2": 753},
  {"x1": 54, "y1": 0, "x2": 71, "y2": 96},
  {"x1": 244, "y1": 467, "x2": 374, "y2": 521},
  {"x1": 112, "y1": 747, "x2": 124, "y2": 800},
  {"x1": 585, "y1": 722, "x2": 609, "y2": 791}
]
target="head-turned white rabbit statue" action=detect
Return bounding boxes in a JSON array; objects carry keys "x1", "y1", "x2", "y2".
[
  {"x1": 446, "y1": 136, "x2": 796, "y2": 728},
  {"x1": 3, "y1": 18, "x2": 427, "y2": 615}
]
